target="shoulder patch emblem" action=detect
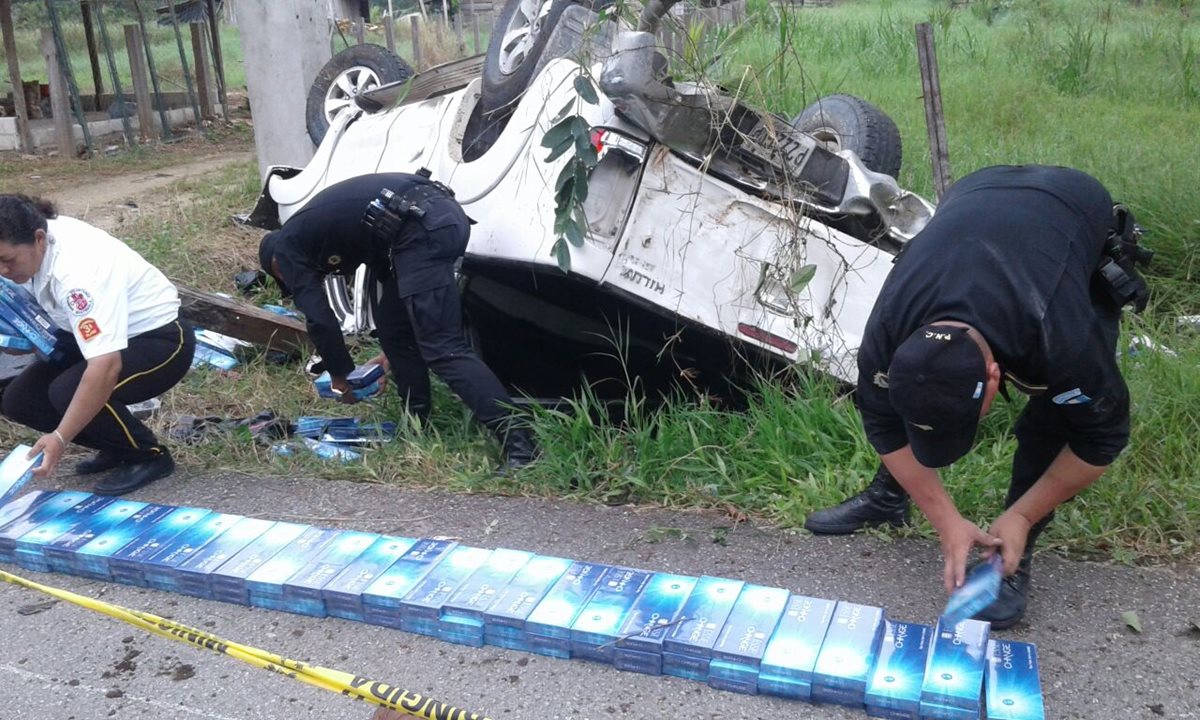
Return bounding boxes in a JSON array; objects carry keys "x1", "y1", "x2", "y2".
[
  {"x1": 1051, "y1": 388, "x2": 1092, "y2": 405},
  {"x1": 873, "y1": 371, "x2": 889, "y2": 389},
  {"x1": 65, "y1": 288, "x2": 94, "y2": 316},
  {"x1": 77, "y1": 317, "x2": 102, "y2": 341}
]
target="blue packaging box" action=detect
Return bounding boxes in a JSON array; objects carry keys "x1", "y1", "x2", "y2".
[
  {"x1": 245, "y1": 526, "x2": 342, "y2": 611},
  {"x1": 0, "y1": 491, "x2": 91, "y2": 563},
  {"x1": 208, "y1": 521, "x2": 309, "y2": 604},
  {"x1": 985, "y1": 639, "x2": 1044, "y2": 720},
  {"x1": 0, "y1": 277, "x2": 59, "y2": 358},
  {"x1": 70, "y1": 503, "x2": 176, "y2": 579},
  {"x1": 282, "y1": 530, "x2": 380, "y2": 616},
  {"x1": 174, "y1": 517, "x2": 276, "y2": 598},
  {"x1": 322, "y1": 535, "x2": 417, "y2": 622},
  {"x1": 482, "y1": 555, "x2": 573, "y2": 632},
  {"x1": 865, "y1": 621, "x2": 932, "y2": 720},
  {"x1": 361, "y1": 538, "x2": 457, "y2": 628},
  {"x1": 13, "y1": 495, "x2": 118, "y2": 572},
  {"x1": 300, "y1": 437, "x2": 362, "y2": 462},
  {"x1": 42, "y1": 499, "x2": 149, "y2": 575},
  {"x1": 0, "y1": 491, "x2": 53, "y2": 534},
  {"x1": 399, "y1": 545, "x2": 493, "y2": 635},
  {"x1": 142, "y1": 512, "x2": 244, "y2": 592},
  {"x1": 570, "y1": 567, "x2": 654, "y2": 662},
  {"x1": 109, "y1": 506, "x2": 212, "y2": 587},
  {"x1": 661, "y1": 576, "x2": 745, "y2": 680},
  {"x1": 707, "y1": 584, "x2": 790, "y2": 694},
  {"x1": 439, "y1": 547, "x2": 533, "y2": 642},
  {"x1": 525, "y1": 561, "x2": 612, "y2": 658},
  {"x1": 757, "y1": 594, "x2": 836, "y2": 700},
  {"x1": 0, "y1": 444, "x2": 42, "y2": 506},
  {"x1": 314, "y1": 363, "x2": 384, "y2": 400},
  {"x1": 919, "y1": 617, "x2": 989, "y2": 719},
  {"x1": 192, "y1": 341, "x2": 240, "y2": 370},
  {"x1": 811, "y1": 601, "x2": 886, "y2": 707},
  {"x1": 0, "y1": 315, "x2": 34, "y2": 351},
  {"x1": 613, "y1": 572, "x2": 698, "y2": 674}
]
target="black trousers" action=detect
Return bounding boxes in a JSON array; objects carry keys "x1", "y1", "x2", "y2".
[
  {"x1": 371, "y1": 227, "x2": 514, "y2": 427},
  {"x1": 1, "y1": 320, "x2": 196, "y2": 461}
]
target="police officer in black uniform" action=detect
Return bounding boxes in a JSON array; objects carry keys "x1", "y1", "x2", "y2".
[
  {"x1": 803, "y1": 165, "x2": 1149, "y2": 628},
  {"x1": 258, "y1": 172, "x2": 537, "y2": 468}
]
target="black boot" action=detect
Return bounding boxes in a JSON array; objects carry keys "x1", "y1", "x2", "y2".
[
  {"x1": 804, "y1": 466, "x2": 910, "y2": 535},
  {"x1": 486, "y1": 418, "x2": 540, "y2": 470},
  {"x1": 973, "y1": 515, "x2": 1051, "y2": 630},
  {"x1": 95, "y1": 448, "x2": 175, "y2": 496}
]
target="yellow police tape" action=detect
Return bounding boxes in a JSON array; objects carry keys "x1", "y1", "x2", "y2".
[{"x1": 0, "y1": 568, "x2": 492, "y2": 720}]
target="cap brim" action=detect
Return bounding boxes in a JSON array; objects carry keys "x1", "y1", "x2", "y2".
[{"x1": 906, "y1": 417, "x2": 979, "y2": 469}]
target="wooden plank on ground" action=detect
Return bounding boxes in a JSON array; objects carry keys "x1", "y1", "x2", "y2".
[{"x1": 176, "y1": 285, "x2": 310, "y2": 355}]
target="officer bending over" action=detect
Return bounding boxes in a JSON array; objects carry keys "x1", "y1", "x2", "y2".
[
  {"x1": 258, "y1": 172, "x2": 537, "y2": 468},
  {"x1": 804, "y1": 165, "x2": 1149, "y2": 628}
]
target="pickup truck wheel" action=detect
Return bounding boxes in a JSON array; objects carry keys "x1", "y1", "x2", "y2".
[
  {"x1": 482, "y1": 0, "x2": 608, "y2": 115},
  {"x1": 792, "y1": 94, "x2": 902, "y2": 179},
  {"x1": 306, "y1": 44, "x2": 415, "y2": 146}
]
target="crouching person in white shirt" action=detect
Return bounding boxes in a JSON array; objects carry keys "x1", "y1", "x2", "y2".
[{"x1": 0, "y1": 194, "x2": 195, "y2": 495}]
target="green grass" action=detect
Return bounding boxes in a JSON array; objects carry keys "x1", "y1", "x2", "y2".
[{"x1": 2, "y1": 0, "x2": 1198, "y2": 566}]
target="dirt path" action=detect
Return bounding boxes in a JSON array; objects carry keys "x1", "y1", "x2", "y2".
[{"x1": 53, "y1": 150, "x2": 255, "y2": 234}]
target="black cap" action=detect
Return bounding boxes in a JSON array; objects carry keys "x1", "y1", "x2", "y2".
[
  {"x1": 258, "y1": 231, "x2": 291, "y2": 297},
  {"x1": 887, "y1": 324, "x2": 987, "y2": 468}
]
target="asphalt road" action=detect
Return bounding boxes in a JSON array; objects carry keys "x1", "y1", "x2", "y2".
[{"x1": 0, "y1": 468, "x2": 1196, "y2": 720}]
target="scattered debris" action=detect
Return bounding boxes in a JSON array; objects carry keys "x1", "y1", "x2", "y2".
[{"x1": 1121, "y1": 610, "x2": 1143, "y2": 633}]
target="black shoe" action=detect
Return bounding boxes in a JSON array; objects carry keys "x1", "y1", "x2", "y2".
[
  {"x1": 94, "y1": 450, "x2": 175, "y2": 496},
  {"x1": 973, "y1": 554, "x2": 1032, "y2": 630},
  {"x1": 75, "y1": 451, "x2": 127, "y2": 476},
  {"x1": 486, "y1": 418, "x2": 540, "y2": 471},
  {"x1": 804, "y1": 468, "x2": 910, "y2": 535}
]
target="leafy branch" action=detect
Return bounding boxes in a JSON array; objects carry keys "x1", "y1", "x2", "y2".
[{"x1": 541, "y1": 73, "x2": 600, "y2": 273}]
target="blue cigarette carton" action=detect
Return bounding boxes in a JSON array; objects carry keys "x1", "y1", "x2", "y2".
[
  {"x1": 613, "y1": 572, "x2": 698, "y2": 675},
  {"x1": 811, "y1": 601, "x2": 886, "y2": 707},
  {"x1": 41, "y1": 499, "x2": 148, "y2": 575},
  {"x1": 481, "y1": 554, "x2": 573, "y2": 652},
  {"x1": 570, "y1": 567, "x2": 654, "y2": 662},
  {"x1": 174, "y1": 517, "x2": 276, "y2": 598},
  {"x1": 865, "y1": 621, "x2": 932, "y2": 719},
  {"x1": 525, "y1": 561, "x2": 612, "y2": 659},
  {"x1": 142, "y1": 512, "x2": 244, "y2": 593},
  {"x1": 0, "y1": 445, "x2": 41, "y2": 506},
  {"x1": 322, "y1": 535, "x2": 417, "y2": 622},
  {"x1": 361, "y1": 538, "x2": 457, "y2": 629},
  {"x1": 757, "y1": 594, "x2": 836, "y2": 701},
  {"x1": 282, "y1": 530, "x2": 380, "y2": 617},
  {"x1": 245, "y1": 526, "x2": 342, "y2": 611},
  {"x1": 109, "y1": 506, "x2": 212, "y2": 587},
  {"x1": 0, "y1": 491, "x2": 91, "y2": 563},
  {"x1": 314, "y1": 363, "x2": 385, "y2": 400},
  {"x1": 0, "y1": 277, "x2": 59, "y2": 359},
  {"x1": 70, "y1": 503, "x2": 176, "y2": 579},
  {"x1": 0, "y1": 491, "x2": 54, "y2": 535},
  {"x1": 706, "y1": 584, "x2": 790, "y2": 694},
  {"x1": 207, "y1": 521, "x2": 309, "y2": 605},
  {"x1": 661, "y1": 576, "x2": 745, "y2": 681},
  {"x1": 920, "y1": 617, "x2": 989, "y2": 720},
  {"x1": 984, "y1": 639, "x2": 1044, "y2": 720},
  {"x1": 400, "y1": 545, "x2": 493, "y2": 637},
  {"x1": 13, "y1": 495, "x2": 118, "y2": 572},
  {"x1": 438, "y1": 548, "x2": 533, "y2": 646},
  {"x1": 0, "y1": 315, "x2": 34, "y2": 351}
]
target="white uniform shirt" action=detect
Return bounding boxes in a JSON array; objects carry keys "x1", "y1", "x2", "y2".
[{"x1": 32, "y1": 216, "x2": 180, "y2": 360}]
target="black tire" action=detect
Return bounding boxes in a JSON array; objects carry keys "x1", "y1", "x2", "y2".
[
  {"x1": 481, "y1": 0, "x2": 607, "y2": 115},
  {"x1": 792, "y1": 94, "x2": 902, "y2": 178},
  {"x1": 305, "y1": 44, "x2": 415, "y2": 146}
]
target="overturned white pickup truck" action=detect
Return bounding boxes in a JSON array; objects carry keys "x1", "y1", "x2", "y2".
[{"x1": 249, "y1": 0, "x2": 934, "y2": 399}]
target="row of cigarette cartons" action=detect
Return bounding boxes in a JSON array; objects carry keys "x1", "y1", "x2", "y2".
[
  {"x1": 0, "y1": 277, "x2": 60, "y2": 359},
  {"x1": 0, "y1": 490, "x2": 1043, "y2": 719}
]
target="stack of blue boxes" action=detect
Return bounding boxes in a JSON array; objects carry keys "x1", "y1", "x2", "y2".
[{"x1": 0, "y1": 488, "x2": 1045, "y2": 719}]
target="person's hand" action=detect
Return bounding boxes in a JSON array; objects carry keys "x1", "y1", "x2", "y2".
[
  {"x1": 987, "y1": 509, "x2": 1033, "y2": 576},
  {"x1": 330, "y1": 375, "x2": 359, "y2": 405},
  {"x1": 29, "y1": 431, "x2": 66, "y2": 480},
  {"x1": 935, "y1": 514, "x2": 1001, "y2": 593},
  {"x1": 365, "y1": 353, "x2": 390, "y2": 393}
]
